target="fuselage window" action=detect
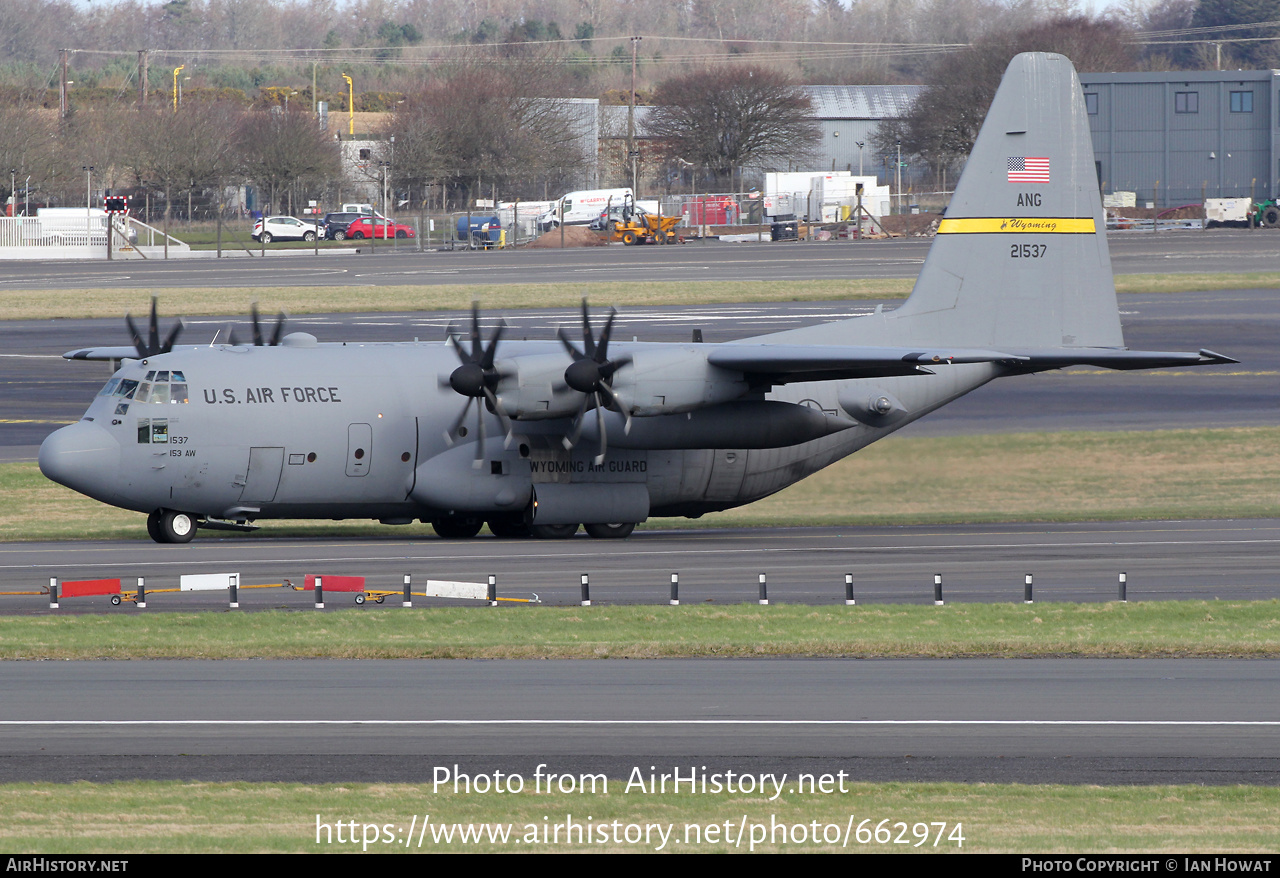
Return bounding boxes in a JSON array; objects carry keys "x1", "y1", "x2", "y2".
[
  {"x1": 170, "y1": 383, "x2": 189, "y2": 403},
  {"x1": 137, "y1": 418, "x2": 150, "y2": 444},
  {"x1": 135, "y1": 383, "x2": 152, "y2": 403},
  {"x1": 99, "y1": 378, "x2": 121, "y2": 397},
  {"x1": 117, "y1": 380, "x2": 138, "y2": 399}
]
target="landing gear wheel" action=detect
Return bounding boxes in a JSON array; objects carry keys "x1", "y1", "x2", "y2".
[
  {"x1": 110, "y1": 595, "x2": 122, "y2": 605},
  {"x1": 530, "y1": 523, "x2": 579, "y2": 539},
  {"x1": 432, "y1": 516, "x2": 484, "y2": 539},
  {"x1": 621, "y1": 230, "x2": 638, "y2": 245},
  {"x1": 159, "y1": 510, "x2": 197, "y2": 543},
  {"x1": 584, "y1": 522, "x2": 636, "y2": 539},
  {"x1": 146, "y1": 510, "x2": 165, "y2": 542},
  {"x1": 260, "y1": 232, "x2": 273, "y2": 243},
  {"x1": 355, "y1": 594, "x2": 366, "y2": 605},
  {"x1": 1263, "y1": 206, "x2": 1280, "y2": 228},
  {"x1": 488, "y1": 518, "x2": 531, "y2": 538}
]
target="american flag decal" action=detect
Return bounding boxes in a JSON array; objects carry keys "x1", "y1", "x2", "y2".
[{"x1": 1008, "y1": 156, "x2": 1050, "y2": 184}]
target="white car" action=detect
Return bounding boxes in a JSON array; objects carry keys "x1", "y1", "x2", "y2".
[{"x1": 252, "y1": 215, "x2": 318, "y2": 243}]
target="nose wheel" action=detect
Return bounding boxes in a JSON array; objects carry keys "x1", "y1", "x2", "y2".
[{"x1": 147, "y1": 509, "x2": 198, "y2": 544}]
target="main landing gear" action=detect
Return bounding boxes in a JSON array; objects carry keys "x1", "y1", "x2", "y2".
[{"x1": 146, "y1": 509, "x2": 198, "y2": 544}]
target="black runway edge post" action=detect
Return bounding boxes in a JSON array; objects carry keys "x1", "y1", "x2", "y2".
[
  {"x1": 934, "y1": 573, "x2": 944, "y2": 606},
  {"x1": 403, "y1": 573, "x2": 412, "y2": 608},
  {"x1": 580, "y1": 573, "x2": 591, "y2": 607},
  {"x1": 758, "y1": 572, "x2": 769, "y2": 606},
  {"x1": 1024, "y1": 573, "x2": 1033, "y2": 604},
  {"x1": 845, "y1": 573, "x2": 855, "y2": 606},
  {"x1": 137, "y1": 577, "x2": 146, "y2": 609},
  {"x1": 315, "y1": 576, "x2": 324, "y2": 610},
  {"x1": 670, "y1": 572, "x2": 679, "y2": 606}
]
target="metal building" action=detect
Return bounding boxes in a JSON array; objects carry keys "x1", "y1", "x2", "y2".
[
  {"x1": 806, "y1": 85, "x2": 924, "y2": 177},
  {"x1": 1079, "y1": 70, "x2": 1280, "y2": 206}
]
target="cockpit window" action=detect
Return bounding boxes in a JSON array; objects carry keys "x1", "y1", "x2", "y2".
[{"x1": 116, "y1": 373, "x2": 189, "y2": 404}]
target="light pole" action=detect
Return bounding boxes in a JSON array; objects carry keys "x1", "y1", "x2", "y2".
[
  {"x1": 82, "y1": 165, "x2": 93, "y2": 238},
  {"x1": 342, "y1": 73, "x2": 354, "y2": 136},
  {"x1": 8, "y1": 169, "x2": 13, "y2": 218},
  {"x1": 172, "y1": 65, "x2": 184, "y2": 112},
  {"x1": 855, "y1": 141, "x2": 864, "y2": 176},
  {"x1": 895, "y1": 140, "x2": 902, "y2": 214},
  {"x1": 628, "y1": 36, "x2": 641, "y2": 194}
]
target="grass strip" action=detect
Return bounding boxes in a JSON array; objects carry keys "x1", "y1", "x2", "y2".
[
  {"x1": 5, "y1": 272, "x2": 1280, "y2": 321},
  {"x1": 5, "y1": 427, "x2": 1278, "y2": 542},
  {"x1": 1, "y1": 780, "x2": 1276, "y2": 852},
  {"x1": 2, "y1": 602, "x2": 1279, "y2": 660}
]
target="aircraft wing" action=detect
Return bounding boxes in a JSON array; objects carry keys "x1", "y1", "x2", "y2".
[
  {"x1": 1004, "y1": 348, "x2": 1238, "y2": 372},
  {"x1": 705, "y1": 344, "x2": 1020, "y2": 384}
]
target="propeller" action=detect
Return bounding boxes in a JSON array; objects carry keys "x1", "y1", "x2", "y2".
[
  {"x1": 227, "y1": 303, "x2": 288, "y2": 347},
  {"x1": 125, "y1": 297, "x2": 184, "y2": 359},
  {"x1": 441, "y1": 303, "x2": 514, "y2": 465},
  {"x1": 558, "y1": 300, "x2": 632, "y2": 465}
]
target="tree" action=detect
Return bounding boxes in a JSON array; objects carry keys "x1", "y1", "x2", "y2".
[
  {"x1": 237, "y1": 106, "x2": 341, "y2": 214},
  {"x1": 879, "y1": 17, "x2": 1137, "y2": 176},
  {"x1": 645, "y1": 65, "x2": 819, "y2": 188},
  {"x1": 1191, "y1": 0, "x2": 1280, "y2": 67},
  {"x1": 385, "y1": 57, "x2": 590, "y2": 207}
]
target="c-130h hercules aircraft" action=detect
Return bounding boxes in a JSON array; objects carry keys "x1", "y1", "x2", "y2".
[{"x1": 41, "y1": 53, "x2": 1234, "y2": 544}]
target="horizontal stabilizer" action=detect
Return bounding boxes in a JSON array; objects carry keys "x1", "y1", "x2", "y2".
[
  {"x1": 64, "y1": 346, "x2": 147, "y2": 362},
  {"x1": 1006, "y1": 348, "x2": 1239, "y2": 372}
]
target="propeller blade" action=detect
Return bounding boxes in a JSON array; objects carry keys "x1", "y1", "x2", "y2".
[
  {"x1": 472, "y1": 398, "x2": 487, "y2": 468},
  {"x1": 147, "y1": 298, "x2": 160, "y2": 357},
  {"x1": 270, "y1": 311, "x2": 287, "y2": 346},
  {"x1": 580, "y1": 299, "x2": 596, "y2": 359},
  {"x1": 598, "y1": 381, "x2": 632, "y2": 435},
  {"x1": 250, "y1": 303, "x2": 264, "y2": 347},
  {"x1": 125, "y1": 313, "x2": 147, "y2": 358},
  {"x1": 593, "y1": 397, "x2": 608, "y2": 466},
  {"x1": 561, "y1": 396, "x2": 590, "y2": 450},
  {"x1": 159, "y1": 319, "x2": 184, "y2": 353},
  {"x1": 445, "y1": 397, "x2": 473, "y2": 445},
  {"x1": 483, "y1": 387, "x2": 515, "y2": 449}
]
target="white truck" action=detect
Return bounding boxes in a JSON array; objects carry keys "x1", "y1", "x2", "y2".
[{"x1": 537, "y1": 188, "x2": 633, "y2": 231}]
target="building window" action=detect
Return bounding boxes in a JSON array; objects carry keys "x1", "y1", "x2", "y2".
[
  {"x1": 1084, "y1": 93, "x2": 1098, "y2": 115},
  {"x1": 1175, "y1": 91, "x2": 1199, "y2": 114},
  {"x1": 1230, "y1": 90, "x2": 1253, "y2": 113}
]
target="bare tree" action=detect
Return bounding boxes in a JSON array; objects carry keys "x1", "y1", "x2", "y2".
[
  {"x1": 0, "y1": 104, "x2": 59, "y2": 211},
  {"x1": 645, "y1": 65, "x2": 819, "y2": 188},
  {"x1": 237, "y1": 105, "x2": 341, "y2": 214},
  {"x1": 878, "y1": 17, "x2": 1137, "y2": 176},
  {"x1": 385, "y1": 55, "x2": 589, "y2": 207}
]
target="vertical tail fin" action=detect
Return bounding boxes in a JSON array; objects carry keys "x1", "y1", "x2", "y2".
[{"x1": 890, "y1": 52, "x2": 1123, "y2": 351}]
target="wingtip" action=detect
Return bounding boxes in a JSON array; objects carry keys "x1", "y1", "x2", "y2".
[{"x1": 1200, "y1": 349, "x2": 1240, "y2": 365}]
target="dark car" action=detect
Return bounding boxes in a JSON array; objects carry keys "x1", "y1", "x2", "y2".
[{"x1": 320, "y1": 212, "x2": 366, "y2": 241}]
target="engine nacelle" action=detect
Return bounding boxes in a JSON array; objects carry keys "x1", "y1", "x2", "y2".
[
  {"x1": 493, "y1": 354, "x2": 582, "y2": 420},
  {"x1": 610, "y1": 347, "x2": 748, "y2": 416}
]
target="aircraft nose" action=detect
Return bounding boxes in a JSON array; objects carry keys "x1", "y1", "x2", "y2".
[{"x1": 39, "y1": 421, "x2": 121, "y2": 499}]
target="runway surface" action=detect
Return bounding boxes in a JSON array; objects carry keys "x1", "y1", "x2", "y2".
[
  {"x1": 1, "y1": 520, "x2": 1277, "y2": 610},
  {"x1": 2, "y1": 659, "x2": 1277, "y2": 785}
]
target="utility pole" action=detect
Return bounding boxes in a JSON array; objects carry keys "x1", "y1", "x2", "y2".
[
  {"x1": 629, "y1": 36, "x2": 641, "y2": 195},
  {"x1": 137, "y1": 50, "x2": 148, "y2": 108},
  {"x1": 60, "y1": 50, "x2": 69, "y2": 119}
]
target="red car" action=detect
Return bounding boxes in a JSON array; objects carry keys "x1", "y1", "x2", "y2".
[{"x1": 344, "y1": 217, "x2": 415, "y2": 239}]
